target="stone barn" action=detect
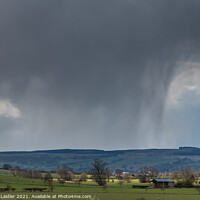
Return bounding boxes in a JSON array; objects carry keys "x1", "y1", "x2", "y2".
[{"x1": 151, "y1": 179, "x2": 175, "y2": 188}]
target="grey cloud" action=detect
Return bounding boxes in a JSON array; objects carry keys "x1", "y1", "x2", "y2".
[{"x1": 0, "y1": 1, "x2": 200, "y2": 150}]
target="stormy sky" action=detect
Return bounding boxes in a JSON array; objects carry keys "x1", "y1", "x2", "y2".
[{"x1": 1, "y1": 0, "x2": 200, "y2": 151}]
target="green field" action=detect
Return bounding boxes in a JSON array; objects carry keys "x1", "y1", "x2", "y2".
[{"x1": 1, "y1": 174, "x2": 200, "y2": 200}]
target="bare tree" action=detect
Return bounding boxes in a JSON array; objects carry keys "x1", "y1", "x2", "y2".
[
  {"x1": 139, "y1": 167, "x2": 149, "y2": 183},
  {"x1": 172, "y1": 171, "x2": 182, "y2": 183},
  {"x1": 44, "y1": 172, "x2": 53, "y2": 184},
  {"x1": 21, "y1": 170, "x2": 32, "y2": 179},
  {"x1": 32, "y1": 170, "x2": 43, "y2": 179},
  {"x1": 173, "y1": 166, "x2": 195, "y2": 187},
  {"x1": 44, "y1": 172, "x2": 54, "y2": 191},
  {"x1": 58, "y1": 178, "x2": 65, "y2": 187},
  {"x1": 179, "y1": 166, "x2": 193, "y2": 180},
  {"x1": 115, "y1": 169, "x2": 123, "y2": 179},
  {"x1": 10, "y1": 166, "x2": 21, "y2": 177},
  {"x1": 57, "y1": 167, "x2": 74, "y2": 181},
  {"x1": 106, "y1": 168, "x2": 111, "y2": 182},
  {"x1": 48, "y1": 179, "x2": 54, "y2": 192},
  {"x1": 90, "y1": 159, "x2": 107, "y2": 186},
  {"x1": 149, "y1": 166, "x2": 159, "y2": 178}
]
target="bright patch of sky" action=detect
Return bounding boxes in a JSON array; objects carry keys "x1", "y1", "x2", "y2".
[
  {"x1": 0, "y1": 99, "x2": 21, "y2": 119},
  {"x1": 166, "y1": 62, "x2": 200, "y2": 108},
  {"x1": 162, "y1": 62, "x2": 200, "y2": 148}
]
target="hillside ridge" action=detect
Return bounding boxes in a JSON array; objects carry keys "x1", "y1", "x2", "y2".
[{"x1": 0, "y1": 146, "x2": 199, "y2": 172}]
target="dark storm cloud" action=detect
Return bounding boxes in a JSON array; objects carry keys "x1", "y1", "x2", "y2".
[{"x1": 0, "y1": 0, "x2": 200, "y2": 150}]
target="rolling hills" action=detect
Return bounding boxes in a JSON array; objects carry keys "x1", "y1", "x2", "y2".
[{"x1": 1, "y1": 147, "x2": 200, "y2": 172}]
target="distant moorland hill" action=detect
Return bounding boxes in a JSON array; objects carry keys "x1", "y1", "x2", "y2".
[{"x1": 0, "y1": 147, "x2": 200, "y2": 172}]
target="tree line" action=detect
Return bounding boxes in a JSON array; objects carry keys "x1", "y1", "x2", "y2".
[{"x1": 3, "y1": 161, "x2": 199, "y2": 188}]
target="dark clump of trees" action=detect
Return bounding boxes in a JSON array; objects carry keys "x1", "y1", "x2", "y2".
[
  {"x1": 90, "y1": 159, "x2": 108, "y2": 186},
  {"x1": 139, "y1": 166, "x2": 159, "y2": 183},
  {"x1": 79, "y1": 172, "x2": 88, "y2": 182},
  {"x1": 6, "y1": 164, "x2": 43, "y2": 180},
  {"x1": 43, "y1": 172, "x2": 54, "y2": 191},
  {"x1": 57, "y1": 166, "x2": 74, "y2": 181},
  {"x1": 56, "y1": 164, "x2": 75, "y2": 186},
  {"x1": 21, "y1": 170, "x2": 43, "y2": 179},
  {"x1": 10, "y1": 166, "x2": 43, "y2": 180},
  {"x1": 2, "y1": 164, "x2": 13, "y2": 170}
]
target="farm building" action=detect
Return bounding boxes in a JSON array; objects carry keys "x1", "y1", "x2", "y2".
[
  {"x1": 151, "y1": 179, "x2": 175, "y2": 188},
  {"x1": 122, "y1": 172, "x2": 129, "y2": 177}
]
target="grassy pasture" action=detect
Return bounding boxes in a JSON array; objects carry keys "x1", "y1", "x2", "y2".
[{"x1": 0, "y1": 174, "x2": 200, "y2": 200}]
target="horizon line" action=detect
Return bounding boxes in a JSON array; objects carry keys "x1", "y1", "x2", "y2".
[{"x1": 0, "y1": 146, "x2": 199, "y2": 153}]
